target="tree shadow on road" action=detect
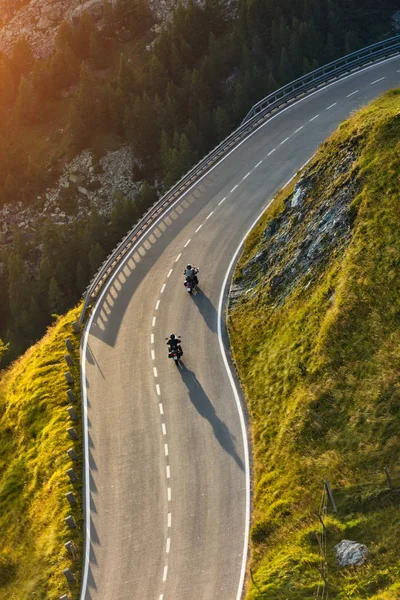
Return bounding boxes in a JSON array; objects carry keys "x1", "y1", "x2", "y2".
[{"x1": 179, "y1": 364, "x2": 244, "y2": 471}]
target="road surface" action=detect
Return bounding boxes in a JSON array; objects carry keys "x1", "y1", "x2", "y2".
[{"x1": 81, "y1": 56, "x2": 400, "y2": 600}]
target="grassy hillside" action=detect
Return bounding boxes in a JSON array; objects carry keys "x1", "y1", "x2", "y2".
[
  {"x1": 0, "y1": 306, "x2": 82, "y2": 599},
  {"x1": 229, "y1": 90, "x2": 400, "y2": 599}
]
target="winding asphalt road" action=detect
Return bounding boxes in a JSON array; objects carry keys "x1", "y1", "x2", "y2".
[{"x1": 81, "y1": 56, "x2": 400, "y2": 600}]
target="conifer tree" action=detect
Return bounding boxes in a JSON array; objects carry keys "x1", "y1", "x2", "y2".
[
  {"x1": 214, "y1": 106, "x2": 232, "y2": 140},
  {"x1": 48, "y1": 277, "x2": 67, "y2": 315}
]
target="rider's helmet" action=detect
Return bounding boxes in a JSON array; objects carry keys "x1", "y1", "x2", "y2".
[
  {"x1": 187, "y1": 264, "x2": 192, "y2": 270},
  {"x1": 170, "y1": 333, "x2": 175, "y2": 340}
]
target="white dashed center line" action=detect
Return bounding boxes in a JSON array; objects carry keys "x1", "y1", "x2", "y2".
[
  {"x1": 206, "y1": 211, "x2": 214, "y2": 220},
  {"x1": 163, "y1": 566, "x2": 168, "y2": 582},
  {"x1": 155, "y1": 300, "x2": 160, "y2": 310},
  {"x1": 166, "y1": 538, "x2": 171, "y2": 553},
  {"x1": 156, "y1": 384, "x2": 161, "y2": 396},
  {"x1": 162, "y1": 423, "x2": 167, "y2": 435},
  {"x1": 151, "y1": 349, "x2": 155, "y2": 360},
  {"x1": 167, "y1": 512, "x2": 172, "y2": 527},
  {"x1": 159, "y1": 595, "x2": 164, "y2": 600},
  {"x1": 242, "y1": 171, "x2": 251, "y2": 180},
  {"x1": 167, "y1": 269, "x2": 173, "y2": 278},
  {"x1": 161, "y1": 283, "x2": 166, "y2": 294},
  {"x1": 184, "y1": 238, "x2": 191, "y2": 247},
  {"x1": 167, "y1": 487, "x2": 171, "y2": 501},
  {"x1": 309, "y1": 114, "x2": 319, "y2": 122},
  {"x1": 166, "y1": 466, "x2": 171, "y2": 479},
  {"x1": 326, "y1": 102, "x2": 337, "y2": 110},
  {"x1": 151, "y1": 333, "x2": 155, "y2": 344},
  {"x1": 254, "y1": 160, "x2": 263, "y2": 168},
  {"x1": 370, "y1": 77, "x2": 385, "y2": 85},
  {"x1": 267, "y1": 148, "x2": 276, "y2": 156},
  {"x1": 218, "y1": 197, "x2": 226, "y2": 205},
  {"x1": 347, "y1": 90, "x2": 359, "y2": 97},
  {"x1": 175, "y1": 253, "x2": 181, "y2": 262},
  {"x1": 280, "y1": 136, "x2": 290, "y2": 144},
  {"x1": 164, "y1": 444, "x2": 169, "y2": 457},
  {"x1": 159, "y1": 403, "x2": 164, "y2": 415},
  {"x1": 195, "y1": 224, "x2": 203, "y2": 233},
  {"x1": 295, "y1": 125, "x2": 304, "y2": 133},
  {"x1": 153, "y1": 367, "x2": 158, "y2": 378},
  {"x1": 230, "y1": 184, "x2": 238, "y2": 193},
  {"x1": 152, "y1": 316, "x2": 156, "y2": 327}
]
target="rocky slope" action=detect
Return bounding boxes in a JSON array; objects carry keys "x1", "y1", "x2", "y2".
[
  {"x1": 0, "y1": 0, "x2": 181, "y2": 57},
  {"x1": 0, "y1": 146, "x2": 142, "y2": 246}
]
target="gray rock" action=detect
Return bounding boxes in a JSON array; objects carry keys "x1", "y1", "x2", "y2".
[{"x1": 334, "y1": 540, "x2": 369, "y2": 567}]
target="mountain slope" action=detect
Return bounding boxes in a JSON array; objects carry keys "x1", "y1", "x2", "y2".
[
  {"x1": 229, "y1": 89, "x2": 400, "y2": 599},
  {"x1": 0, "y1": 307, "x2": 82, "y2": 600}
]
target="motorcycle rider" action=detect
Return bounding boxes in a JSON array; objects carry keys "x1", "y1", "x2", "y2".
[
  {"x1": 166, "y1": 333, "x2": 183, "y2": 356},
  {"x1": 183, "y1": 264, "x2": 199, "y2": 286}
]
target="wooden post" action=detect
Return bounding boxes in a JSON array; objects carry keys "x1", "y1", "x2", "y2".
[
  {"x1": 324, "y1": 480, "x2": 337, "y2": 513},
  {"x1": 383, "y1": 466, "x2": 393, "y2": 489},
  {"x1": 316, "y1": 512, "x2": 327, "y2": 532}
]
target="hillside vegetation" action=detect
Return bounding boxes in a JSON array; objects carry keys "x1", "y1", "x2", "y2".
[
  {"x1": 0, "y1": 306, "x2": 82, "y2": 600},
  {"x1": 0, "y1": 0, "x2": 397, "y2": 365},
  {"x1": 229, "y1": 90, "x2": 400, "y2": 599}
]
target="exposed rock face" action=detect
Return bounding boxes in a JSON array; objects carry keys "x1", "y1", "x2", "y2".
[
  {"x1": 0, "y1": 0, "x2": 192, "y2": 57},
  {"x1": 230, "y1": 149, "x2": 358, "y2": 306},
  {"x1": 0, "y1": 146, "x2": 143, "y2": 247},
  {"x1": 334, "y1": 540, "x2": 369, "y2": 567}
]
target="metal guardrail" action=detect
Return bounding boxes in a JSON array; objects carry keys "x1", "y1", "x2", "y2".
[{"x1": 79, "y1": 34, "x2": 400, "y2": 324}]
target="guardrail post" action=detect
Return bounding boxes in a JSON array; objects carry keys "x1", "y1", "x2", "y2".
[
  {"x1": 65, "y1": 540, "x2": 78, "y2": 560},
  {"x1": 65, "y1": 372, "x2": 74, "y2": 386},
  {"x1": 63, "y1": 569, "x2": 76, "y2": 585},
  {"x1": 67, "y1": 448, "x2": 79, "y2": 461},
  {"x1": 64, "y1": 354, "x2": 74, "y2": 367},
  {"x1": 72, "y1": 321, "x2": 81, "y2": 334},
  {"x1": 65, "y1": 338, "x2": 74, "y2": 352},
  {"x1": 65, "y1": 492, "x2": 77, "y2": 507},
  {"x1": 67, "y1": 468, "x2": 77, "y2": 483},
  {"x1": 65, "y1": 515, "x2": 77, "y2": 529},
  {"x1": 67, "y1": 389, "x2": 77, "y2": 403},
  {"x1": 67, "y1": 406, "x2": 78, "y2": 421},
  {"x1": 67, "y1": 427, "x2": 79, "y2": 441}
]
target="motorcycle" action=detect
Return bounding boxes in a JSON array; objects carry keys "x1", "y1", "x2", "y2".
[
  {"x1": 183, "y1": 268, "x2": 199, "y2": 295},
  {"x1": 184, "y1": 279, "x2": 194, "y2": 294},
  {"x1": 166, "y1": 337, "x2": 183, "y2": 366}
]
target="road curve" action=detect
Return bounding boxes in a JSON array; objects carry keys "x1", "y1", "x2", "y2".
[{"x1": 81, "y1": 56, "x2": 400, "y2": 600}]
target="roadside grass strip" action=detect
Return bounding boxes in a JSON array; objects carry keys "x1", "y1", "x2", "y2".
[{"x1": 0, "y1": 306, "x2": 82, "y2": 600}]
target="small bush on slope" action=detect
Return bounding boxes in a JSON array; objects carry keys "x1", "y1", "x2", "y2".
[
  {"x1": 0, "y1": 306, "x2": 82, "y2": 599},
  {"x1": 229, "y1": 89, "x2": 400, "y2": 599}
]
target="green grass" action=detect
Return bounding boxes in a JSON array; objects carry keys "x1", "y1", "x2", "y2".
[
  {"x1": 229, "y1": 89, "x2": 400, "y2": 599},
  {"x1": 0, "y1": 306, "x2": 83, "y2": 599}
]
